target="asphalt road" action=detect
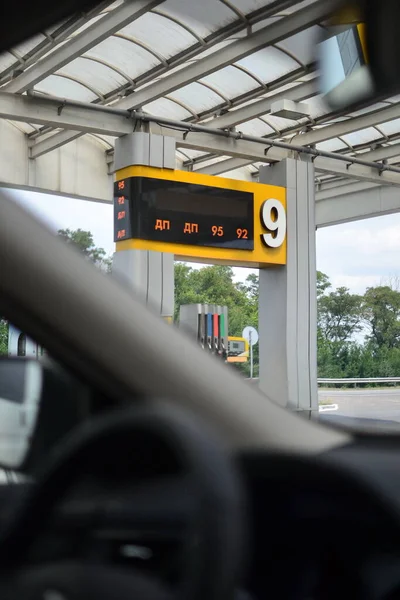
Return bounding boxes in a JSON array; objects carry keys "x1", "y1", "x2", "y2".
[{"x1": 318, "y1": 389, "x2": 400, "y2": 432}]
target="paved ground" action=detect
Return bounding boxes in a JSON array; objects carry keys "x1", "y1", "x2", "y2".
[{"x1": 318, "y1": 389, "x2": 400, "y2": 432}]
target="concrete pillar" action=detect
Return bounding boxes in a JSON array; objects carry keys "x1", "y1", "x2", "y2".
[
  {"x1": 258, "y1": 159, "x2": 318, "y2": 417},
  {"x1": 112, "y1": 132, "x2": 176, "y2": 321}
]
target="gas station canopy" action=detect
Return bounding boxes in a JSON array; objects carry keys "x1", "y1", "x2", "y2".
[{"x1": 1, "y1": 0, "x2": 400, "y2": 190}]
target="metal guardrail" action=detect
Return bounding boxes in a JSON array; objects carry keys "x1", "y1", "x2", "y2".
[
  {"x1": 318, "y1": 378, "x2": 400, "y2": 385},
  {"x1": 247, "y1": 377, "x2": 400, "y2": 385}
]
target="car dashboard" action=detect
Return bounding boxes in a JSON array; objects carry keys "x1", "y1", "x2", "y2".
[
  {"x1": 238, "y1": 448, "x2": 400, "y2": 600},
  {"x1": 2, "y1": 441, "x2": 400, "y2": 600}
]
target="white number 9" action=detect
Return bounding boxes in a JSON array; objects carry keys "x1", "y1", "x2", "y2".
[{"x1": 260, "y1": 199, "x2": 286, "y2": 248}]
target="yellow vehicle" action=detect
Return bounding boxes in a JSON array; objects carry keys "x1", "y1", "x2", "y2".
[{"x1": 227, "y1": 337, "x2": 249, "y2": 364}]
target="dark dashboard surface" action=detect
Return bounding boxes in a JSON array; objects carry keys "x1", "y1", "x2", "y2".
[
  {"x1": 2, "y1": 440, "x2": 400, "y2": 600},
  {"x1": 238, "y1": 445, "x2": 400, "y2": 600}
]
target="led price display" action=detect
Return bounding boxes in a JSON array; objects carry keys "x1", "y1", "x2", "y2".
[
  {"x1": 113, "y1": 176, "x2": 254, "y2": 250},
  {"x1": 113, "y1": 179, "x2": 132, "y2": 242}
]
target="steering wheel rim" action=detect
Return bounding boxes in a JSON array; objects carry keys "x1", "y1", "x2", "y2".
[{"x1": 0, "y1": 403, "x2": 247, "y2": 600}]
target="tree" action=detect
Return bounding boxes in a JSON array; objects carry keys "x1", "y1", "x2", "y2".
[
  {"x1": 363, "y1": 286, "x2": 400, "y2": 349},
  {"x1": 380, "y1": 275, "x2": 400, "y2": 292},
  {"x1": 174, "y1": 264, "x2": 249, "y2": 325},
  {"x1": 238, "y1": 272, "x2": 259, "y2": 302},
  {"x1": 316, "y1": 273, "x2": 366, "y2": 380},
  {"x1": 317, "y1": 270, "x2": 331, "y2": 298},
  {"x1": 0, "y1": 319, "x2": 7, "y2": 356},
  {"x1": 58, "y1": 228, "x2": 111, "y2": 271},
  {"x1": 318, "y1": 286, "x2": 363, "y2": 345},
  {"x1": 174, "y1": 264, "x2": 259, "y2": 376},
  {"x1": 174, "y1": 266, "x2": 400, "y2": 381}
]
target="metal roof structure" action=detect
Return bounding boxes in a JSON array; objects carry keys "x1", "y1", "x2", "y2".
[{"x1": 1, "y1": 0, "x2": 400, "y2": 197}]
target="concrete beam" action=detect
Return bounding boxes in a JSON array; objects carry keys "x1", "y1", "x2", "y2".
[
  {"x1": 1, "y1": 81, "x2": 314, "y2": 159},
  {"x1": 292, "y1": 102, "x2": 400, "y2": 147},
  {"x1": 353, "y1": 142, "x2": 400, "y2": 163},
  {"x1": 30, "y1": 130, "x2": 94, "y2": 159},
  {"x1": 316, "y1": 182, "x2": 400, "y2": 227},
  {"x1": 115, "y1": 1, "x2": 332, "y2": 111},
  {"x1": 0, "y1": 120, "x2": 112, "y2": 202},
  {"x1": 30, "y1": 1, "x2": 331, "y2": 155},
  {"x1": 182, "y1": 130, "x2": 400, "y2": 185},
  {"x1": 198, "y1": 157, "x2": 253, "y2": 176},
  {"x1": 4, "y1": 88, "x2": 399, "y2": 186},
  {"x1": 316, "y1": 179, "x2": 379, "y2": 200},
  {"x1": 0, "y1": 91, "x2": 132, "y2": 136},
  {"x1": 199, "y1": 138, "x2": 400, "y2": 180},
  {"x1": 205, "y1": 80, "x2": 317, "y2": 130},
  {"x1": 5, "y1": 0, "x2": 163, "y2": 93}
]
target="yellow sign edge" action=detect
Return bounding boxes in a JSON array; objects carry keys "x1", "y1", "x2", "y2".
[{"x1": 114, "y1": 166, "x2": 287, "y2": 268}]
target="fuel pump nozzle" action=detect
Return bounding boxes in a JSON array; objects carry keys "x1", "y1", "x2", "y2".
[{"x1": 206, "y1": 313, "x2": 213, "y2": 352}]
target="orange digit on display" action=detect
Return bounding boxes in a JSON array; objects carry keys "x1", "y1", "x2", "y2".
[
  {"x1": 237, "y1": 228, "x2": 248, "y2": 239},
  {"x1": 212, "y1": 225, "x2": 224, "y2": 236},
  {"x1": 118, "y1": 180, "x2": 125, "y2": 191}
]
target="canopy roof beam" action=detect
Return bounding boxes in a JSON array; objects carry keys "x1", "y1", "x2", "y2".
[
  {"x1": 27, "y1": 0, "x2": 333, "y2": 155},
  {"x1": 5, "y1": 0, "x2": 164, "y2": 94},
  {"x1": 115, "y1": 0, "x2": 334, "y2": 111}
]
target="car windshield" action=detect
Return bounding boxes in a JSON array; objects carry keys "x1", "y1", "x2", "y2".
[{"x1": 1, "y1": 0, "x2": 400, "y2": 473}]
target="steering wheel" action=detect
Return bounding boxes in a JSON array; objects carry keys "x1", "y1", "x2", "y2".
[{"x1": 0, "y1": 404, "x2": 247, "y2": 600}]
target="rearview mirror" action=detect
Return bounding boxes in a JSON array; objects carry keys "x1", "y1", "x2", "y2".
[
  {"x1": 317, "y1": 0, "x2": 400, "y2": 111},
  {"x1": 0, "y1": 358, "x2": 90, "y2": 474}
]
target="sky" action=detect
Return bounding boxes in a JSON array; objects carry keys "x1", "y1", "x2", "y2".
[{"x1": 5, "y1": 187, "x2": 400, "y2": 295}]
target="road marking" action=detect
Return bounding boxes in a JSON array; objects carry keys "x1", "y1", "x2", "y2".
[{"x1": 319, "y1": 404, "x2": 339, "y2": 412}]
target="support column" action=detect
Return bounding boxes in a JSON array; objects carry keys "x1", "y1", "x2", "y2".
[
  {"x1": 112, "y1": 132, "x2": 176, "y2": 322},
  {"x1": 258, "y1": 159, "x2": 318, "y2": 417}
]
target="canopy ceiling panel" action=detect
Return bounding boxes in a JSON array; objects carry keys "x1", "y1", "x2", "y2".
[
  {"x1": 200, "y1": 66, "x2": 261, "y2": 98},
  {"x1": 35, "y1": 75, "x2": 99, "y2": 102},
  {"x1": 0, "y1": 0, "x2": 399, "y2": 189},
  {"x1": 118, "y1": 12, "x2": 199, "y2": 57},
  {"x1": 379, "y1": 118, "x2": 400, "y2": 137},
  {"x1": 87, "y1": 36, "x2": 161, "y2": 80},
  {"x1": 58, "y1": 57, "x2": 129, "y2": 95},
  {"x1": 235, "y1": 46, "x2": 299, "y2": 83},
  {"x1": 143, "y1": 96, "x2": 194, "y2": 119},
  {"x1": 342, "y1": 128, "x2": 383, "y2": 147},
  {"x1": 154, "y1": 0, "x2": 240, "y2": 37}
]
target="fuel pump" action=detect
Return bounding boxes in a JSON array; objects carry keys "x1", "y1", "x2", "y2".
[
  {"x1": 198, "y1": 311, "x2": 205, "y2": 350},
  {"x1": 213, "y1": 310, "x2": 219, "y2": 355},
  {"x1": 218, "y1": 308, "x2": 229, "y2": 361},
  {"x1": 179, "y1": 304, "x2": 229, "y2": 362},
  {"x1": 206, "y1": 311, "x2": 213, "y2": 353}
]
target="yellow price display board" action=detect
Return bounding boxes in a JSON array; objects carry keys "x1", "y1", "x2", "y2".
[{"x1": 114, "y1": 166, "x2": 286, "y2": 268}]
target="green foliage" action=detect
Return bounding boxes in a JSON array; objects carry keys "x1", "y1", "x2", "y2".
[
  {"x1": 363, "y1": 286, "x2": 400, "y2": 349},
  {"x1": 0, "y1": 318, "x2": 8, "y2": 356},
  {"x1": 175, "y1": 265, "x2": 400, "y2": 382},
  {"x1": 317, "y1": 270, "x2": 331, "y2": 298},
  {"x1": 318, "y1": 286, "x2": 363, "y2": 345},
  {"x1": 58, "y1": 228, "x2": 111, "y2": 272},
  {"x1": 174, "y1": 263, "x2": 258, "y2": 377},
  {"x1": 317, "y1": 275, "x2": 400, "y2": 383}
]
